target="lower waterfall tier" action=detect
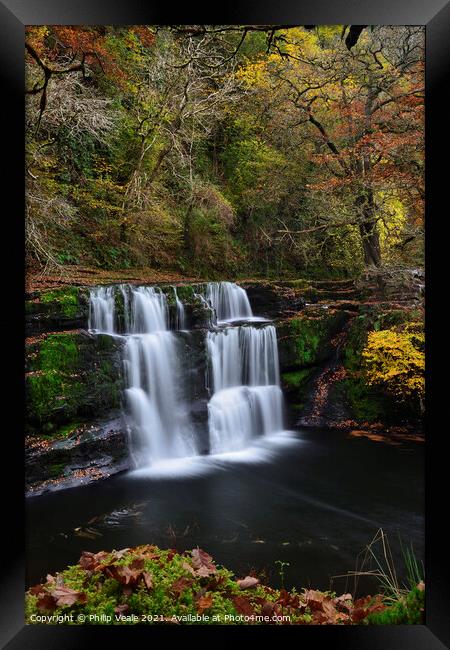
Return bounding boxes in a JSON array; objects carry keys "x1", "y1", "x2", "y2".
[{"x1": 208, "y1": 385, "x2": 284, "y2": 454}]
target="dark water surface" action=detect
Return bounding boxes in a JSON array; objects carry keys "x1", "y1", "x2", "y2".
[{"x1": 26, "y1": 428, "x2": 424, "y2": 594}]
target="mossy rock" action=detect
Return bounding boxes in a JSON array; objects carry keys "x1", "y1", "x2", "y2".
[
  {"x1": 26, "y1": 332, "x2": 123, "y2": 433},
  {"x1": 281, "y1": 368, "x2": 316, "y2": 416},
  {"x1": 338, "y1": 376, "x2": 386, "y2": 423},
  {"x1": 24, "y1": 545, "x2": 322, "y2": 625},
  {"x1": 26, "y1": 286, "x2": 90, "y2": 334},
  {"x1": 278, "y1": 308, "x2": 348, "y2": 371},
  {"x1": 367, "y1": 586, "x2": 424, "y2": 625}
]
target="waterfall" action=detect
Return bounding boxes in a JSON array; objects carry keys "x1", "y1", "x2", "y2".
[
  {"x1": 89, "y1": 285, "x2": 116, "y2": 333},
  {"x1": 173, "y1": 287, "x2": 185, "y2": 330},
  {"x1": 206, "y1": 323, "x2": 284, "y2": 454},
  {"x1": 207, "y1": 325, "x2": 280, "y2": 391},
  {"x1": 208, "y1": 385, "x2": 284, "y2": 454},
  {"x1": 89, "y1": 285, "x2": 195, "y2": 466},
  {"x1": 205, "y1": 281, "x2": 253, "y2": 322},
  {"x1": 89, "y1": 281, "x2": 287, "y2": 467}
]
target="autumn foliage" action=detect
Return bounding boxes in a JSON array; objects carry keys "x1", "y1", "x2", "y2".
[
  {"x1": 26, "y1": 544, "x2": 424, "y2": 625},
  {"x1": 362, "y1": 323, "x2": 424, "y2": 406}
]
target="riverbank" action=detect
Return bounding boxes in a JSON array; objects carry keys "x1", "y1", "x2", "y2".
[{"x1": 25, "y1": 543, "x2": 424, "y2": 625}]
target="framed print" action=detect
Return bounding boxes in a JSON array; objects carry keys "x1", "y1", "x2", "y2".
[{"x1": 0, "y1": 0, "x2": 448, "y2": 647}]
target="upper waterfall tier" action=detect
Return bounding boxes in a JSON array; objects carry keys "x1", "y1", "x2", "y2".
[
  {"x1": 89, "y1": 285, "x2": 171, "y2": 334},
  {"x1": 205, "y1": 281, "x2": 253, "y2": 322}
]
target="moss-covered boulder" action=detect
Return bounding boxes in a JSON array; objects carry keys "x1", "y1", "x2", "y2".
[
  {"x1": 277, "y1": 306, "x2": 349, "y2": 371},
  {"x1": 25, "y1": 543, "x2": 424, "y2": 626},
  {"x1": 26, "y1": 287, "x2": 90, "y2": 334},
  {"x1": 26, "y1": 331, "x2": 123, "y2": 434}
]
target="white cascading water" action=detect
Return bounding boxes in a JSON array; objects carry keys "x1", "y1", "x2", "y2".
[
  {"x1": 89, "y1": 285, "x2": 116, "y2": 333},
  {"x1": 89, "y1": 285, "x2": 195, "y2": 466},
  {"x1": 206, "y1": 301, "x2": 285, "y2": 454},
  {"x1": 205, "y1": 281, "x2": 253, "y2": 322},
  {"x1": 173, "y1": 287, "x2": 185, "y2": 330},
  {"x1": 89, "y1": 281, "x2": 286, "y2": 466}
]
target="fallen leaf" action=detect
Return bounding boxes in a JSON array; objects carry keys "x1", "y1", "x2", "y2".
[
  {"x1": 191, "y1": 548, "x2": 217, "y2": 576},
  {"x1": 52, "y1": 586, "x2": 87, "y2": 607},
  {"x1": 171, "y1": 577, "x2": 193, "y2": 597},
  {"x1": 261, "y1": 601, "x2": 275, "y2": 617},
  {"x1": 232, "y1": 596, "x2": 255, "y2": 616},
  {"x1": 195, "y1": 593, "x2": 213, "y2": 613},
  {"x1": 334, "y1": 593, "x2": 353, "y2": 611},
  {"x1": 115, "y1": 604, "x2": 129, "y2": 614},
  {"x1": 36, "y1": 593, "x2": 57, "y2": 611},
  {"x1": 142, "y1": 571, "x2": 153, "y2": 590},
  {"x1": 304, "y1": 589, "x2": 326, "y2": 610},
  {"x1": 237, "y1": 576, "x2": 260, "y2": 590},
  {"x1": 182, "y1": 561, "x2": 196, "y2": 576}
]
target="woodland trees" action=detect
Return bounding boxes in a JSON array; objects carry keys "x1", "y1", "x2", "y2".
[{"x1": 25, "y1": 25, "x2": 424, "y2": 277}]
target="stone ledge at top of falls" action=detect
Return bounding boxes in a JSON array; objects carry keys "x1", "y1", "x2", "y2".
[
  {"x1": 25, "y1": 416, "x2": 131, "y2": 497},
  {"x1": 25, "y1": 283, "x2": 216, "y2": 335}
]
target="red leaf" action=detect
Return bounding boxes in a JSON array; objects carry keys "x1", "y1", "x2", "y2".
[
  {"x1": 29, "y1": 584, "x2": 47, "y2": 596},
  {"x1": 171, "y1": 576, "x2": 193, "y2": 597},
  {"x1": 105, "y1": 564, "x2": 142, "y2": 586},
  {"x1": 195, "y1": 593, "x2": 213, "y2": 613},
  {"x1": 36, "y1": 593, "x2": 57, "y2": 611},
  {"x1": 191, "y1": 548, "x2": 217, "y2": 576},
  {"x1": 232, "y1": 596, "x2": 255, "y2": 616},
  {"x1": 52, "y1": 586, "x2": 87, "y2": 607}
]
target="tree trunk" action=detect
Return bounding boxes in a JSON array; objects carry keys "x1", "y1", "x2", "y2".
[
  {"x1": 359, "y1": 221, "x2": 382, "y2": 267},
  {"x1": 355, "y1": 189, "x2": 382, "y2": 267}
]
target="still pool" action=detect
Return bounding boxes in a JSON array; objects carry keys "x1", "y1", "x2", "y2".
[{"x1": 26, "y1": 427, "x2": 424, "y2": 595}]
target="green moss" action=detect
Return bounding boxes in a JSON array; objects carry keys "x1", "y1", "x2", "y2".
[
  {"x1": 54, "y1": 421, "x2": 83, "y2": 439},
  {"x1": 27, "y1": 544, "x2": 416, "y2": 626},
  {"x1": 340, "y1": 376, "x2": 385, "y2": 422},
  {"x1": 172, "y1": 284, "x2": 196, "y2": 302},
  {"x1": 38, "y1": 333, "x2": 79, "y2": 372},
  {"x1": 26, "y1": 332, "x2": 122, "y2": 431},
  {"x1": 25, "y1": 545, "x2": 325, "y2": 625},
  {"x1": 48, "y1": 462, "x2": 68, "y2": 478},
  {"x1": 282, "y1": 369, "x2": 314, "y2": 389},
  {"x1": 343, "y1": 315, "x2": 369, "y2": 371},
  {"x1": 286, "y1": 311, "x2": 344, "y2": 366},
  {"x1": 27, "y1": 371, "x2": 84, "y2": 426},
  {"x1": 283, "y1": 279, "x2": 311, "y2": 290},
  {"x1": 367, "y1": 587, "x2": 424, "y2": 625},
  {"x1": 40, "y1": 287, "x2": 81, "y2": 318}
]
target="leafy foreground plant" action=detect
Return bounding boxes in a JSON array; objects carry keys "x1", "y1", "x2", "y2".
[{"x1": 26, "y1": 544, "x2": 425, "y2": 625}]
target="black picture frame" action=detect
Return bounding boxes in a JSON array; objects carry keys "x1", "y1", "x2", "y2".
[{"x1": 0, "y1": 1, "x2": 448, "y2": 647}]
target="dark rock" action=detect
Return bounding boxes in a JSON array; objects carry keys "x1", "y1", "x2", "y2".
[{"x1": 26, "y1": 416, "x2": 130, "y2": 496}]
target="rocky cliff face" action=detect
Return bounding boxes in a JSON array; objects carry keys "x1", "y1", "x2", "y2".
[{"x1": 274, "y1": 271, "x2": 424, "y2": 434}]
